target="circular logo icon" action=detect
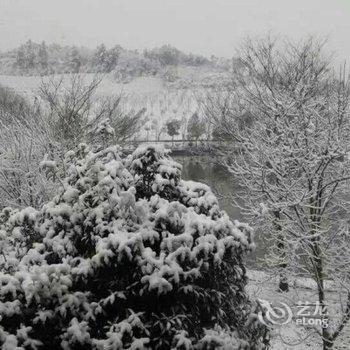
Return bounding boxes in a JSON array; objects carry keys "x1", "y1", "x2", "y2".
[{"x1": 258, "y1": 298, "x2": 293, "y2": 326}]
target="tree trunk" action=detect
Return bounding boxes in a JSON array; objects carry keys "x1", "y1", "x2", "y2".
[
  {"x1": 323, "y1": 337, "x2": 333, "y2": 350},
  {"x1": 308, "y1": 191, "x2": 333, "y2": 349},
  {"x1": 319, "y1": 283, "x2": 332, "y2": 350},
  {"x1": 278, "y1": 272, "x2": 289, "y2": 292},
  {"x1": 314, "y1": 248, "x2": 332, "y2": 350},
  {"x1": 274, "y1": 211, "x2": 289, "y2": 292}
]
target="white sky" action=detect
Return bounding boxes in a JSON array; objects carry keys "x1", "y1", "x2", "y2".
[{"x1": 0, "y1": 0, "x2": 350, "y2": 60}]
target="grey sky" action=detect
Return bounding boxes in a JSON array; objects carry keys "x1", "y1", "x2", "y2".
[{"x1": 0, "y1": 0, "x2": 350, "y2": 60}]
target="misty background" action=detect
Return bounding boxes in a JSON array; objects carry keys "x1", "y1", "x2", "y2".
[{"x1": 0, "y1": 0, "x2": 350, "y2": 61}]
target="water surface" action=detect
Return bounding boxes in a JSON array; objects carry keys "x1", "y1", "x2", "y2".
[{"x1": 176, "y1": 155, "x2": 264, "y2": 266}]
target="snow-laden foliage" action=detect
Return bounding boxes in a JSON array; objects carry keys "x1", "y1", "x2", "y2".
[{"x1": 0, "y1": 144, "x2": 268, "y2": 349}]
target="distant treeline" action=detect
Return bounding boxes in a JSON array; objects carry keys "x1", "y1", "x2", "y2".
[{"x1": 0, "y1": 40, "x2": 233, "y2": 78}]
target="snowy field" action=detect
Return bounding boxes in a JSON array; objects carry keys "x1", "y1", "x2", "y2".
[
  {"x1": 0, "y1": 74, "x2": 200, "y2": 141},
  {"x1": 0, "y1": 74, "x2": 165, "y2": 98}
]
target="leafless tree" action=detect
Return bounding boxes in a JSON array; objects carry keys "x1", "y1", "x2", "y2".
[
  {"x1": 0, "y1": 110, "x2": 57, "y2": 209},
  {"x1": 0, "y1": 84, "x2": 32, "y2": 124},
  {"x1": 0, "y1": 74, "x2": 144, "y2": 209},
  {"x1": 39, "y1": 74, "x2": 144, "y2": 148},
  {"x1": 202, "y1": 36, "x2": 350, "y2": 349},
  {"x1": 38, "y1": 74, "x2": 102, "y2": 147}
]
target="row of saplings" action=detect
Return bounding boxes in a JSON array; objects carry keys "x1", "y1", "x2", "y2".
[{"x1": 0, "y1": 143, "x2": 268, "y2": 349}]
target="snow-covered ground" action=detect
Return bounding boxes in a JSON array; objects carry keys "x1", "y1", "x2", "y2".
[
  {"x1": 0, "y1": 74, "x2": 200, "y2": 141},
  {"x1": 0, "y1": 74, "x2": 166, "y2": 99},
  {"x1": 247, "y1": 270, "x2": 350, "y2": 349}
]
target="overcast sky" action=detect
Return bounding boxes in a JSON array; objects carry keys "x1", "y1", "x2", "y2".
[{"x1": 0, "y1": 0, "x2": 350, "y2": 60}]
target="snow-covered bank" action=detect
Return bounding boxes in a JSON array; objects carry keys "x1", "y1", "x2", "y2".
[{"x1": 247, "y1": 269, "x2": 350, "y2": 349}]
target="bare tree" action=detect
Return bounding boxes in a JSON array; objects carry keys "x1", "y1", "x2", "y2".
[
  {"x1": 38, "y1": 74, "x2": 102, "y2": 147},
  {"x1": 39, "y1": 74, "x2": 144, "y2": 148},
  {"x1": 0, "y1": 110, "x2": 57, "y2": 209},
  {"x1": 0, "y1": 85, "x2": 31, "y2": 122},
  {"x1": 203, "y1": 36, "x2": 350, "y2": 349},
  {"x1": 0, "y1": 75, "x2": 144, "y2": 209}
]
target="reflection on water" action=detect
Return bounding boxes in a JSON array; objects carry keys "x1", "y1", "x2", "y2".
[
  {"x1": 177, "y1": 155, "x2": 242, "y2": 220},
  {"x1": 176, "y1": 155, "x2": 264, "y2": 266}
]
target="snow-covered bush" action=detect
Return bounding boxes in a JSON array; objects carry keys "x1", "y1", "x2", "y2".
[
  {"x1": 112, "y1": 51, "x2": 160, "y2": 83},
  {"x1": 0, "y1": 144, "x2": 268, "y2": 349},
  {"x1": 0, "y1": 108, "x2": 59, "y2": 209}
]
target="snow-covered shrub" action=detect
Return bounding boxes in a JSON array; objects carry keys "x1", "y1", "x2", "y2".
[
  {"x1": 0, "y1": 109, "x2": 59, "y2": 209},
  {"x1": 160, "y1": 67, "x2": 179, "y2": 83},
  {"x1": 112, "y1": 51, "x2": 160, "y2": 83},
  {"x1": 0, "y1": 206, "x2": 40, "y2": 276},
  {"x1": 0, "y1": 144, "x2": 268, "y2": 349}
]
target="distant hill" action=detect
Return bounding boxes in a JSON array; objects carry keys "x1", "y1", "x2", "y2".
[{"x1": 0, "y1": 41, "x2": 234, "y2": 83}]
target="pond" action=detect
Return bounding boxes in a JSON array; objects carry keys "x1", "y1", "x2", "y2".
[{"x1": 176, "y1": 155, "x2": 265, "y2": 267}]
